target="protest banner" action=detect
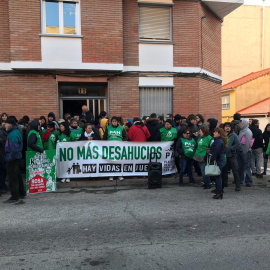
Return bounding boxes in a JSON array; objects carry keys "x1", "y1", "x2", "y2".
[
  {"x1": 56, "y1": 141, "x2": 176, "y2": 178},
  {"x1": 26, "y1": 150, "x2": 57, "y2": 194}
]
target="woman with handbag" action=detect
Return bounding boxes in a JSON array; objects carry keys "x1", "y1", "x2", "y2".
[
  {"x1": 193, "y1": 126, "x2": 213, "y2": 189},
  {"x1": 208, "y1": 127, "x2": 228, "y2": 199}
]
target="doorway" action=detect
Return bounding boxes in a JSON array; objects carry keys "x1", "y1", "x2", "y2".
[{"x1": 59, "y1": 82, "x2": 107, "y2": 118}]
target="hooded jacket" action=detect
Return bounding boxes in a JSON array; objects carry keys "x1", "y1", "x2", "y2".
[
  {"x1": 207, "y1": 118, "x2": 218, "y2": 136},
  {"x1": 226, "y1": 132, "x2": 241, "y2": 157},
  {"x1": 27, "y1": 120, "x2": 44, "y2": 153},
  {"x1": 99, "y1": 119, "x2": 108, "y2": 140},
  {"x1": 145, "y1": 118, "x2": 161, "y2": 142},
  {"x1": 263, "y1": 124, "x2": 270, "y2": 152},
  {"x1": 239, "y1": 119, "x2": 253, "y2": 154},
  {"x1": 128, "y1": 124, "x2": 151, "y2": 142},
  {"x1": 249, "y1": 124, "x2": 263, "y2": 149},
  {"x1": 210, "y1": 137, "x2": 226, "y2": 163}
]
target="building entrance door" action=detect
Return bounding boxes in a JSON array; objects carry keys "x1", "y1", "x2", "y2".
[
  {"x1": 59, "y1": 82, "x2": 107, "y2": 119},
  {"x1": 60, "y1": 98, "x2": 107, "y2": 119}
]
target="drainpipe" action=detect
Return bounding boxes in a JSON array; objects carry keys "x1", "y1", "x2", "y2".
[{"x1": 262, "y1": 0, "x2": 265, "y2": 69}]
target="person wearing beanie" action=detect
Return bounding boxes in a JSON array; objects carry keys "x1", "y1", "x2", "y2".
[
  {"x1": 27, "y1": 120, "x2": 44, "y2": 153},
  {"x1": 174, "y1": 114, "x2": 182, "y2": 132},
  {"x1": 43, "y1": 122, "x2": 60, "y2": 150},
  {"x1": 231, "y1": 113, "x2": 241, "y2": 135},
  {"x1": 145, "y1": 113, "x2": 162, "y2": 142},
  {"x1": 4, "y1": 116, "x2": 25, "y2": 203},
  {"x1": 160, "y1": 119, "x2": 177, "y2": 142}
]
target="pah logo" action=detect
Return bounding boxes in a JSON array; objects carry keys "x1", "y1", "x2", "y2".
[{"x1": 165, "y1": 144, "x2": 174, "y2": 159}]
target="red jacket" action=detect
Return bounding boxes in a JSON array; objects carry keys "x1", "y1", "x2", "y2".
[{"x1": 128, "y1": 125, "x2": 151, "y2": 142}]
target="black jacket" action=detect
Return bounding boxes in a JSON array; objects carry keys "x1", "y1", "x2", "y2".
[
  {"x1": 263, "y1": 124, "x2": 270, "y2": 151},
  {"x1": 28, "y1": 121, "x2": 44, "y2": 153},
  {"x1": 210, "y1": 137, "x2": 226, "y2": 163},
  {"x1": 249, "y1": 125, "x2": 263, "y2": 149},
  {"x1": 79, "y1": 129, "x2": 100, "y2": 141},
  {"x1": 0, "y1": 127, "x2": 8, "y2": 162},
  {"x1": 145, "y1": 118, "x2": 162, "y2": 142}
]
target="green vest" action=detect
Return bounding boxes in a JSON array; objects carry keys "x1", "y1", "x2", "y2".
[
  {"x1": 107, "y1": 125, "x2": 124, "y2": 141},
  {"x1": 58, "y1": 133, "x2": 73, "y2": 142},
  {"x1": 27, "y1": 130, "x2": 43, "y2": 151},
  {"x1": 44, "y1": 130, "x2": 60, "y2": 150},
  {"x1": 160, "y1": 127, "x2": 177, "y2": 142},
  {"x1": 181, "y1": 138, "x2": 196, "y2": 158},
  {"x1": 70, "y1": 127, "x2": 83, "y2": 141},
  {"x1": 194, "y1": 135, "x2": 213, "y2": 157}
]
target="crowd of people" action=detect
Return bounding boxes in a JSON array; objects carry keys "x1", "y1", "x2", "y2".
[{"x1": 0, "y1": 106, "x2": 269, "y2": 203}]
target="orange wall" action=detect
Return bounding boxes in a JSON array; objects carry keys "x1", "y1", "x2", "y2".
[{"x1": 222, "y1": 5, "x2": 270, "y2": 84}]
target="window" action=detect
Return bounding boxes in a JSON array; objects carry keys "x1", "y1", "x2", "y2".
[
  {"x1": 140, "y1": 87, "x2": 173, "y2": 117},
  {"x1": 42, "y1": 0, "x2": 80, "y2": 35},
  {"x1": 139, "y1": 5, "x2": 172, "y2": 41},
  {"x1": 222, "y1": 95, "x2": 230, "y2": 110}
]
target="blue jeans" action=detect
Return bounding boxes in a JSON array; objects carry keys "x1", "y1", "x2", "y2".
[
  {"x1": 215, "y1": 159, "x2": 226, "y2": 191},
  {"x1": 0, "y1": 162, "x2": 7, "y2": 190},
  {"x1": 179, "y1": 158, "x2": 194, "y2": 185},
  {"x1": 238, "y1": 151, "x2": 252, "y2": 185},
  {"x1": 199, "y1": 162, "x2": 211, "y2": 187},
  {"x1": 263, "y1": 151, "x2": 268, "y2": 173}
]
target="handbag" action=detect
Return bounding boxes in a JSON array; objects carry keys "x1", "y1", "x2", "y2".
[{"x1": 205, "y1": 156, "x2": 221, "y2": 176}]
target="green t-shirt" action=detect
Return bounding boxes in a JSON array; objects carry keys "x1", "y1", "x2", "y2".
[
  {"x1": 194, "y1": 135, "x2": 213, "y2": 157},
  {"x1": 70, "y1": 127, "x2": 83, "y2": 141},
  {"x1": 181, "y1": 138, "x2": 196, "y2": 158},
  {"x1": 160, "y1": 127, "x2": 177, "y2": 142},
  {"x1": 44, "y1": 130, "x2": 60, "y2": 150},
  {"x1": 107, "y1": 125, "x2": 124, "y2": 141},
  {"x1": 27, "y1": 130, "x2": 43, "y2": 151}
]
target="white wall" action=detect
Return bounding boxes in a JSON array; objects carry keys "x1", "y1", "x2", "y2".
[
  {"x1": 139, "y1": 44, "x2": 173, "y2": 71},
  {"x1": 41, "y1": 37, "x2": 82, "y2": 63},
  {"x1": 244, "y1": 0, "x2": 270, "y2": 6},
  {"x1": 139, "y1": 77, "x2": 174, "y2": 86}
]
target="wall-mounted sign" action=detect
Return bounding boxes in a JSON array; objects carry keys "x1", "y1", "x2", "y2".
[{"x1": 78, "y1": 88, "x2": 87, "y2": 94}]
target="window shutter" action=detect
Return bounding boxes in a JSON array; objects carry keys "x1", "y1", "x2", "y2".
[
  {"x1": 139, "y1": 6, "x2": 171, "y2": 40},
  {"x1": 140, "y1": 87, "x2": 173, "y2": 117}
]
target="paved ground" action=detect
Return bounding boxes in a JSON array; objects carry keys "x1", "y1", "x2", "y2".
[{"x1": 1, "y1": 175, "x2": 270, "y2": 270}]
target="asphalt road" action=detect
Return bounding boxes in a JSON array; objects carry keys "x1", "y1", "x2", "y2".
[{"x1": 1, "y1": 183, "x2": 270, "y2": 270}]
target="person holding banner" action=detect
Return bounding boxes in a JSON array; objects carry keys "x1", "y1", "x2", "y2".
[
  {"x1": 43, "y1": 122, "x2": 60, "y2": 150},
  {"x1": 175, "y1": 128, "x2": 196, "y2": 186},
  {"x1": 70, "y1": 119, "x2": 83, "y2": 141},
  {"x1": 103, "y1": 116, "x2": 127, "y2": 181},
  {"x1": 27, "y1": 120, "x2": 44, "y2": 153},
  {"x1": 58, "y1": 122, "x2": 75, "y2": 143},
  {"x1": 79, "y1": 123, "x2": 100, "y2": 141},
  {"x1": 160, "y1": 119, "x2": 177, "y2": 142}
]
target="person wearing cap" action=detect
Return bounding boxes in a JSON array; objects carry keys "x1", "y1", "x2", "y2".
[
  {"x1": 145, "y1": 113, "x2": 162, "y2": 142},
  {"x1": 27, "y1": 120, "x2": 44, "y2": 153},
  {"x1": 4, "y1": 116, "x2": 25, "y2": 203},
  {"x1": 43, "y1": 122, "x2": 60, "y2": 150},
  {"x1": 160, "y1": 119, "x2": 177, "y2": 142}
]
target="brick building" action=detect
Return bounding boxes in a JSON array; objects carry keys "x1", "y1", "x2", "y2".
[{"x1": 0, "y1": 0, "x2": 242, "y2": 122}]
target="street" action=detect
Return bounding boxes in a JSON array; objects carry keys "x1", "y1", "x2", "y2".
[{"x1": 1, "y1": 181, "x2": 270, "y2": 270}]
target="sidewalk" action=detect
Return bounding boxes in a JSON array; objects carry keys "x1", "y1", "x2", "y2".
[{"x1": 56, "y1": 173, "x2": 270, "y2": 190}]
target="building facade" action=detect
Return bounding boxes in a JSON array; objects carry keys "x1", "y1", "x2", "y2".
[
  {"x1": 222, "y1": 0, "x2": 270, "y2": 85},
  {"x1": 0, "y1": 0, "x2": 241, "y2": 121}
]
